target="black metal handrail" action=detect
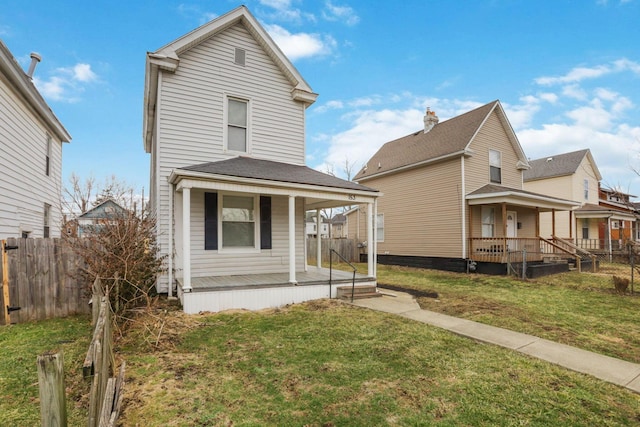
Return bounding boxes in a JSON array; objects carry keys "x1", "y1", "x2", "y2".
[{"x1": 329, "y1": 248, "x2": 357, "y2": 302}]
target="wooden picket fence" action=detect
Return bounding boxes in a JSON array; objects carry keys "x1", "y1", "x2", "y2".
[
  {"x1": 0, "y1": 238, "x2": 91, "y2": 325},
  {"x1": 307, "y1": 238, "x2": 359, "y2": 264},
  {"x1": 37, "y1": 278, "x2": 125, "y2": 426}
]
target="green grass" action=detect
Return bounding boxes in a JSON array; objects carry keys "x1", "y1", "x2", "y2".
[
  {"x1": 120, "y1": 299, "x2": 640, "y2": 426},
  {"x1": 0, "y1": 315, "x2": 92, "y2": 426},
  {"x1": 370, "y1": 262, "x2": 640, "y2": 363}
]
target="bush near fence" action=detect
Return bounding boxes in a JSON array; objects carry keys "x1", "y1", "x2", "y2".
[
  {"x1": 0, "y1": 238, "x2": 92, "y2": 325},
  {"x1": 306, "y1": 238, "x2": 360, "y2": 264}
]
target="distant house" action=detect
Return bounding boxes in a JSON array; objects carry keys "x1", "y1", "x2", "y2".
[
  {"x1": 142, "y1": 6, "x2": 380, "y2": 313},
  {"x1": 305, "y1": 213, "x2": 329, "y2": 238},
  {"x1": 330, "y1": 213, "x2": 347, "y2": 238},
  {"x1": 524, "y1": 149, "x2": 636, "y2": 254},
  {"x1": 0, "y1": 41, "x2": 71, "y2": 239},
  {"x1": 354, "y1": 100, "x2": 580, "y2": 275},
  {"x1": 76, "y1": 199, "x2": 128, "y2": 237}
]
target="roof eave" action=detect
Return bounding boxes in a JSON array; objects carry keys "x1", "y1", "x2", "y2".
[
  {"x1": 0, "y1": 41, "x2": 71, "y2": 143},
  {"x1": 466, "y1": 190, "x2": 580, "y2": 211},
  {"x1": 357, "y1": 149, "x2": 472, "y2": 182}
]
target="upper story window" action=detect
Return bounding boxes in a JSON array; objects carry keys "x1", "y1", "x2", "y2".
[
  {"x1": 234, "y1": 48, "x2": 246, "y2": 66},
  {"x1": 226, "y1": 97, "x2": 249, "y2": 153},
  {"x1": 489, "y1": 149, "x2": 501, "y2": 184},
  {"x1": 583, "y1": 179, "x2": 589, "y2": 201},
  {"x1": 45, "y1": 134, "x2": 52, "y2": 176}
]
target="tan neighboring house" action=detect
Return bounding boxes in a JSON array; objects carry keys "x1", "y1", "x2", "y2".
[
  {"x1": 142, "y1": 6, "x2": 379, "y2": 313},
  {"x1": 524, "y1": 150, "x2": 636, "y2": 256},
  {"x1": 0, "y1": 41, "x2": 71, "y2": 239},
  {"x1": 354, "y1": 100, "x2": 581, "y2": 276}
]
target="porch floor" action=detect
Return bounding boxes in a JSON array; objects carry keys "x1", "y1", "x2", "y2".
[{"x1": 178, "y1": 267, "x2": 374, "y2": 292}]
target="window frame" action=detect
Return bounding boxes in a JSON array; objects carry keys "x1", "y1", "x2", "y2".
[
  {"x1": 489, "y1": 149, "x2": 502, "y2": 184},
  {"x1": 44, "y1": 203, "x2": 51, "y2": 238},
  {"x1": 45, "y1": 134, "x2": 52, "y2": 176},
  {"x1": 218, "y1": 193, "x2": 260, "y2": 252},
  {"x1": 583, "y1": 179, "x2": 589, "y2": 201},
  {"x1": 582, "y1": 219, "x2": 589, "y2": 239},
  {"x1": 223, "y1": 95, "x2": 251, "y2": 154},
  {"x1": 481, "y1": 206, "x2": 495, "y2": 238}
]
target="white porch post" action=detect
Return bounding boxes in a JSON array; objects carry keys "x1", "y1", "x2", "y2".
[
  {"x1": 367, "y1": 202, "x2": 374, "y2": 277},
  {"x1": 289, "y1": 195, "x2": 297, "y2": 284},
  {"x1": 168, "y1": 184, "x2": 174, "y2": 297},
  {"x1": 608, "y1": 216, "x2": 613, "y2": 263},
  {"x1": 316, "y1": 208, "x2": 322, "y2": 269},
  {"x1": 373, "y1": 198, "x2": 378, "y2": 278},
  {"x1": 182, "y1": 185, "x2": 192, "y2": 292}
]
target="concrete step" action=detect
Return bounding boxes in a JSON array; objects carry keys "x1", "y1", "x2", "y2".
[{"x1": 336, "y1": 285, "x2": 381, "y2": 300}]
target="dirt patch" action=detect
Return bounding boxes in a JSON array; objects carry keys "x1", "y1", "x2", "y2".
[{"x1": 378, "y1": 284, "x2": 438, "y2": 298}]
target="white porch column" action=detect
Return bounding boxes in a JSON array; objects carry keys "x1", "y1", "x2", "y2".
[
  {"x1": 373, "y1": 198, "x2": 378, "y2": 278},
  {"x1": 168, "y1": 184, "x2": 174, "y2": 297},
  {"x1": 182, "y1": 185, "x2": 192, "y2": 292},
  {"x1": 316, "y1": 208, "x2": 322, "y2": 269},
  {"x1": 608, "y1": 216, "x2": 613, "y2": 263},
  {"x1": 367, "y1": 202, "x2": 374, "y2": 277},
  {"x1": 289, "y1": 195, "x2": 297, "y2": 284}
]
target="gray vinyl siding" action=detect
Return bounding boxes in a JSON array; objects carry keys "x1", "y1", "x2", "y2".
[
  {"x1": 465, "y1": 111, "x2": 523, "y2": 192},
  {"x1": 152, "y1": 22, "x2": 309, "y2": 290},
  {"x1": 365, "y1": 159, "x2": 463, "y2": 258},
  {"x1": 0, "y1": 77, "x2": 63, "y2": 238}
]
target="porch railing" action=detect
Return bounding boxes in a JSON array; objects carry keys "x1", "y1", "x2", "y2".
[
  {"x1": 550, "y1": 236, "x2": 597, "y2": 273},
  {"x1": 575, "y1": 238, "x2": 626, "y2": 251},
  {"x1": 329, "y1": 248, "x2": 357, "y2": 302}
]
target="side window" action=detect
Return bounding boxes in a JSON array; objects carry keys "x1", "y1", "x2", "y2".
[
  {"x1": 489, "y1": 149, "x2": 501, "y2": 184},
  {"x1": 221, "y1": 194, "x2": 255, "y2": 248},
  {"x1": 376, "y1": 213, "x2": 384, "y2": 242},
  {"x1": 481, "y1": 206, "x2": 495, "y2": 238},
  {"x1": 44, "y1": 203, "x2": 51, "y2": 238},
  {"x1": 226, "y1": 97, "x2": 249, "y2": 153},
  {"x1": 45, "y1": 135, "x2": 51, "y2": 176}
]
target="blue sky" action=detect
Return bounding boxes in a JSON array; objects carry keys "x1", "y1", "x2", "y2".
[{"x1": 2, "y1": 0, "x2": 640, "y2": 197}]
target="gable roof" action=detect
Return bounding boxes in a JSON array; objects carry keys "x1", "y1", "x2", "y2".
[
  {"x1": 0, "y1": 40, "x2": 71, "y2": 143},
  {"x1": 172, "y1": 156, "x2": 378, "y2": 193},
  {"x1": 523, "y1": 149, "x2": 602, "y2": 182},
  {"x1": 355, "y1": 100, "x2": 527, "y2": 182},
  {"x1": 78, "y1": 199, "x2": 127, "y2": 219},
  {"x1": 143, "y1": 6, "x2": 317, "y2": 152}
]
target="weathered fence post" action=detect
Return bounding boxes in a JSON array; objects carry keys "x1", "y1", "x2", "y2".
[{"x1": 37, "y1": 351, "x2": 68, "y2": 427}]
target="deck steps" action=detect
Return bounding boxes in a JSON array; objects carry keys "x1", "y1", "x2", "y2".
[{"x1": 336, "y1": 285, "x2": 382, "y2": 300}]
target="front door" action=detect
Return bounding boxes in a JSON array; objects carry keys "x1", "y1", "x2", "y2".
[{"x1": 506, "y1": 211, "x2": 517, "y2": 250}]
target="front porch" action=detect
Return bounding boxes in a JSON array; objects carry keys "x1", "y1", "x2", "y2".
[{"x1": 177, "y1": 268, "x2": 376, "y2": 313}]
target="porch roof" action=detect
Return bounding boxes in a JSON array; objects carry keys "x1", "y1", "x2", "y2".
[
  {"x1": 466, "y1": 184, "x2": 580, "y2": 211},
  {"x1": 574, "y1": 203, "x2": 637, "y2": 221},
  {"x1": 169, "y1": 156, "x2": 380, "y2": 209}
]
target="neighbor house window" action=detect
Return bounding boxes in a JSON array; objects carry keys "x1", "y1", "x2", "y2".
[
  {"x1": 222, "y1": 195, "x2": 255, "y2": 248},
  {"x1": 226, "y1": 97, "x2": 248, "y2": 152},
  {"x1": 582, "y1": 219, "x2": 589, "y2": 239},
  {"x1": 612, "y1": 220, "x2": 620, "y2": 229},
  {"x1": 583, "y1": 179, "x2": 589, "y2": 201},
  {"x1": 44, "y1": 203, "x2": 51, "y2": 238},
  {"x1": 376, "y1": 213, "x2": 384, "y2": 242},
  {"x1": 481, "y1": 207, "x2": 495, "y2": 237},
  {"x1": 45, "y1": 135, "x2": 51, "y2": 176},
  {"x1": 489, "y1": 150, "x2": 501, "y2": 184}
]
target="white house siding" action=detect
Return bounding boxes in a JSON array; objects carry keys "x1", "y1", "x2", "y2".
[
  {"x1": 152, "y1": 22, "x2": 308, "y2": 291},
  {"x1": 0, "y1": 77, "x2": 63, "y2": 238},
  {"x1": 365, "y1": 159, "x2": 463, "y2": 259},
  {"x1": 465, "y1": 111, "x2": 523, "y2": 192}
]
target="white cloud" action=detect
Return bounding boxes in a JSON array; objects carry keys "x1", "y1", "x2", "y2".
[
  {"x1": 33, "y1": 62, "x2": 99, "y2": 103},
  {"x1": 264, "y1": 24, "x2": 335, "y2": 60},
  {"x1": 313, "y1": 100, "x2": 344, "y2": 114},
  {"x1": 535, "y1": 59, "x2": 640, "y2": 86},
  {"x1": 259, "y1": 0, "x2": 292, "y2": 9},
  {"x1": 323, "y1": 1, "x2": 360, "y2": 26}
]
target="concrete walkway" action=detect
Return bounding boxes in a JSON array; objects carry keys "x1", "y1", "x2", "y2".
[{"x1": 352, "y1": 290, "x2": 640, "y2": 394}]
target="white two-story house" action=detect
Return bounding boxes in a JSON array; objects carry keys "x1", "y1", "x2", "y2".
[
  {"x1": 142, "y1": 6, "x2": 379, "y2": 313},
  {"x1": 0, "y1": 41, "x2": 71, "y2": 239}
]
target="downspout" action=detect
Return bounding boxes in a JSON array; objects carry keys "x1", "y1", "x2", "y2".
[
  {"x1": 168, "y1": 183, "x2": 174, "y2": 298},
  {"x1": 373, "y1": 198, "x2": 378, "y2": 279},
  {"x1": 608, "y1": 216, "x2": 613, "y2": 263}
]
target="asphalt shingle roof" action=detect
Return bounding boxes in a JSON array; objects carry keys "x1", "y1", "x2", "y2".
[
  {"x1": 523, "y1": 149, "x2": 590, "y2": 182},
  {"x1": 354, "y1": 100, "x2": 499, "y2": 181},
  {"x1": 179, "y1": 156, "x2": 377, "y2": 192}
]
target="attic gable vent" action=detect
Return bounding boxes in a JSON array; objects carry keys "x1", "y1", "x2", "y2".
[{"x1": 234, "y1": 48, "x2": 246, "y2": 66}]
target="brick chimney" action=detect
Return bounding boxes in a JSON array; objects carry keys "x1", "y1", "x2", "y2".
[{"x1": 423, "y1": 107, "x2": 439, "y2": 133}]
